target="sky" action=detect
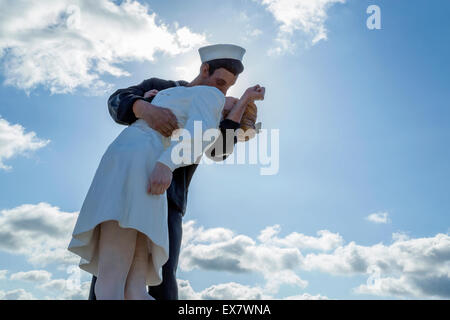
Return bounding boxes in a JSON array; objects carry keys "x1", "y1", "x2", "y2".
[{"x1": 0, "y1": 0, "x2": 449, "y2": 300}]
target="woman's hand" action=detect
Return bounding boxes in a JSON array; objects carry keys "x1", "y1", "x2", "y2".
[
  {"x1": 147, "y1": 162, "x2": 173, "y2": 195},
  {"x1": 243, "y1": 85, "x2": 265, "y2": 102},
  {"x1": 144, "y1": 89, "x2": 159, "y2": 99}
]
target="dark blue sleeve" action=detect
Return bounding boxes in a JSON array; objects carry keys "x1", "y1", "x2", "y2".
[{"x1": 107, "y1": 78, "x2": 157, "y2": 125}]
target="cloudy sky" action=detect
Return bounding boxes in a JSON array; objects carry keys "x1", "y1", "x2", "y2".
[{"x1": 0, "y1": 0, "x2": 449, "y2": 300}]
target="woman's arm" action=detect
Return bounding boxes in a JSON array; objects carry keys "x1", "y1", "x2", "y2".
[
  {"x1": 205, "y1": 85, "x2": 266, "y2": 161},
  {"x1": 225, "y1": 85, "x2": 265, "y2": 122}
]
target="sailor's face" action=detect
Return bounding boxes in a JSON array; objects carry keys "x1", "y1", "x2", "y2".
[{"x1": 205, "y1": 68, "x2": 237, "y2": 95}]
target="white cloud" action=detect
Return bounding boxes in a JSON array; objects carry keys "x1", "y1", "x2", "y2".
[
  {"x1": 254, "y1": 0, "x2": 345, "y2": 54},
  {"x1": 238, "y1": 11, "x2": 263, "y2": 42},
  {"x1": 180, "y1": 220, "x2": 450, "y2": 299},
  {"x1": 392, "y1": 232, "x2": 410, "y2": 242},
  {"x1": 181, "y1": 221, "x2": 305, "y2": 279},
  {"x1": 0, "y1": 202, "x2": 79, "y2": 266},
  {"x1": 0, "y1": 288, "x2": 35, "y2": 300},
  {"x1": 38, "y1": 279, "x2": 91, "y2": 300},
  {"x1": 180, "y1": 221, "x2": 312, "y2": 297},
  {"x1": 366, "y1": 212, "x2": 390, "y2": 224},
  {"x1": 4, "y1": 268, "x2": 91, "y2": 300},
  {"x1": 199, "y1": 282, "x2": 269, "y2": 300},
  {"x1": 258, "y1": 224, "x2": 343, "y2": 251},
  {"x1": 0, "y1": 270, "x2": 8, "y2": 279},
  {"x1": 178, "y1": 278, "x2": 326, "y2": 300},
  {"x1": 10, "y1": 270, "x2": 52, "y2": 283},
  {"x1": 1, "y1": 202, "x2": 449, "y2": 299},
  {"x1": 283, "y1": 293, "x2": 329, "y2": 300},
  {"x1": 174, "y1": 64, "x2": 200, "y2": 81},
  {"x1": 248, "y1": 29, "x2": 263, "y2": 37},
  {"x1": 0, "y1": 117, "x2": 50, "y2": 170},
  {"x1": 177, "y1": 279, "x2": 263, "y2": 300},
  {"x1": 263, "y1": 270, "x2": 307, "y2": 293},
  {"x1": 353, "y1": 275, "x2": 420, "y2": 298},
  {"x1": 302, "y1": 233, "x2": 450, "y2": 298},
  {"x1": 0, "y1": 0, "x2": 206, "y2": 95}
]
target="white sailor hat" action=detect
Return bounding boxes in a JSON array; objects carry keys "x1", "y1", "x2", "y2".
[{"x1": 198, "y1": 44, "x2": 246, "y2": 63}]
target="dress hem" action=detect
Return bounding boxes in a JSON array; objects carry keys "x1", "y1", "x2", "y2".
[{"x1": 67, "y1": 218, "x2": 169, "y2": 286}]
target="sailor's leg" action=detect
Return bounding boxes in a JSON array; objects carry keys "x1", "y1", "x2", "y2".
[{"x1": 148, "y1": 205, "x2": 183, "y2": 300}]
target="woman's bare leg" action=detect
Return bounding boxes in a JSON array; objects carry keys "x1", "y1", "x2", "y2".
[
  {"x1": 125, "y1": 231, "x2": 155, "y2": 300},
  {"x1": 95, "y1": 220, "x2": 137, "y2": 300}
]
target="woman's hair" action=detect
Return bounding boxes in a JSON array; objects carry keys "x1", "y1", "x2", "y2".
[{"x1": 206, "y1": 58, "x2": 244, "y2": 76}]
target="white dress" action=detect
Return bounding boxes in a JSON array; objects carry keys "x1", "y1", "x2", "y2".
[{"x1": 67, "y1": 85, "x2": 225, "y2": 285}]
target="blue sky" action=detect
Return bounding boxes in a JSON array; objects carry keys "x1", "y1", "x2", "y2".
[{"x1": 0, "y1": 0, "x2": 449, "y2": 300}]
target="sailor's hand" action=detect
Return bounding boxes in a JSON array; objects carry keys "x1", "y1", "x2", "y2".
[
  {"x1": 133, "y1": 100, "x2": 180, "y2": 137},
  {"x1": 147, "y1": 162, "x2": 173, "y2": 195}
]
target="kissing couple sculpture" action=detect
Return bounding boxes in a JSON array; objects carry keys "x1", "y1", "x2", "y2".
[{"x1": 67, "y1": 44, "x2": 266, "y2": 300}]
